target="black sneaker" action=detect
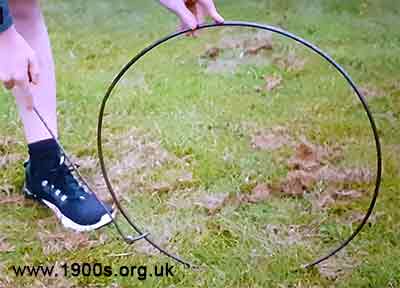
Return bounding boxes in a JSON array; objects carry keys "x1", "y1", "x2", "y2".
[{"x1": 23, "y1": 154, "x2": 114, "y2": 232}]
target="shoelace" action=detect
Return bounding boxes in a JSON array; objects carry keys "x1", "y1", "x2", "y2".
[
  {"x1": 46, "y1": 156, "x2": 85, "y2": 200},
  {"x1": 32, "y1": 107, "x2": 166, "y2": 265}
]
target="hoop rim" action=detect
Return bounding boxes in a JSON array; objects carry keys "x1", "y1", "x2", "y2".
[{"x1": 97, "y1": 21, "x2": 382, "y2": 269}]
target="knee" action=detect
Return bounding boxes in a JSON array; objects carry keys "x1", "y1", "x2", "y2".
[{"x1": 9, "y1": 0, "x2": 41, "y2": 24}]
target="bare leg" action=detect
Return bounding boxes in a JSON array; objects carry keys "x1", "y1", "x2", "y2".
[{"x1": 9, "y1": 0, "x2": 57, "y2": 143}]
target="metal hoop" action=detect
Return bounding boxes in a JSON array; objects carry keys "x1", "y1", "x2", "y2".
[{"x1": 97, "y1": 21, "x2": 382, "y2": 269}]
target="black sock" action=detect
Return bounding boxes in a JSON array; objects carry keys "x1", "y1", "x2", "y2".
[{"x1": 28, "y1": 139, "x2": 61, "y2": 174}]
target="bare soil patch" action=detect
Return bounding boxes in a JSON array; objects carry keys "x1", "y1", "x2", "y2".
[
  {"x1": 0, "y1": 195, "x2": 25, "y2": 205},
  {"x1": 249, "y1": 131, "x2": 372, "y2": 209},
  {"x1": 200, "y1": 31, "x2": 274, "y2": 74},
  {"x1": 318, "y1": 251, "x2": 360, "y2": 281},
  {"x1": 359, "y1": 85, "x2": 385, "y2": 99},
  {"x1": 251, "y1": 127, "x2": 292, "y2": 151},
  {"x1": 77, "y1": 128, "x2": 194, "y2": 203},
  {"x1": 277, "y1": 139, "x2": 372, "y2": 207}
]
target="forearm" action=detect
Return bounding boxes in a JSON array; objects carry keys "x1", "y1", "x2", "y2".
[{"x1": 0, "y1": 0, "x2": 13, "y2": 33}]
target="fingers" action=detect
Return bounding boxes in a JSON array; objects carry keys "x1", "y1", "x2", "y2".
[
  {"x1": 160, "y1": 0, "x2": 197, "y2": 30},
  {"x1": 178, "y1": 3, "x2": 197, "y2": 37},
  {"x1": 177, "y1": 3, "x2": 198, "y2": 30},
  {"x1": 4, "y1": 79, "x2": 15, "y2": 90},
  {"x1": 0, "y1": 73, "x2": 16, "y2": 90},
  {"x1": 178, "y1": 7, "x2": 198, "y2": 30},
  {"x1": 183, "y1": 2, "x2": 206, "y2": 37},
  {"x1": 178, "y1": 20, "x2": 197, "y2": 37},
  {"x1": 197, "y1": 0, "x2": 224, "y2": 24},
  {"x1": 160, "y1": 0, "x2": 224, "y2": 34},
  {"x1": 1, "y1": 73, "x2": 35, "y2": 110},
  {"x1": 1, "y1": 52, "x2": 39, "y2": 110},
  {"x1": 194, "y1": 2, "x2": 206, "y2": 25}
]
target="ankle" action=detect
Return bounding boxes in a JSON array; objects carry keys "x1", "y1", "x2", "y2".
[{"x1": 28, "y1": 138, "x2": 60, "y2": 173}]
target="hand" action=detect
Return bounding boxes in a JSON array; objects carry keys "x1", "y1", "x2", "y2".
[
  {"x1": 0, "y1": 26, "x2": 39, "y2": 110},
  {"x1": 160, "y1": 0, "x2": 224, "y2": 32}
]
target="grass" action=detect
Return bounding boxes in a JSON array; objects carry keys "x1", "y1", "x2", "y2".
[{"x1": 1, "y1": 0, "x2": 399, "y2": 287}]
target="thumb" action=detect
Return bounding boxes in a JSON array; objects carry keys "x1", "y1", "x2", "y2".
[
  {"x1": 197, "y1": 0, "x2": 224, "y2": 23},
  {"x1": 28, "y1": 53, "x2": 40, "y2": 85}
]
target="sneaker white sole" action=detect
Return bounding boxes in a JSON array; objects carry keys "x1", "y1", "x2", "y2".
[
  {"x1": 23, "y1": 186, "x2": 115, "y2": 232},
  {"x1": 42, "y1": 199, "x2": 114, "y2": 232}
]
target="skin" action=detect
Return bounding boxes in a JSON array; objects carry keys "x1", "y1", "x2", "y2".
[
  {"x1": 0, "y1": 0, "x2": 223, "y2": 143},
  {"x1": 3, "y1": 0, "x2": 57, "y2": 142},
  {"x1": 0, "y1": 25, "x2": 38, "y2": 110},
  {"x1": 160, "y1": 0, "x2": 224, "y2": 32}
]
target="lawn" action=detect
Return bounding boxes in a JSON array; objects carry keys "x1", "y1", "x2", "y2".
[{"x1": 0, "y1": 0, "x2": 399, "y2": 287}]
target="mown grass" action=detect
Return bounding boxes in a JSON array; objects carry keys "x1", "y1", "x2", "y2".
[{"x1": 1, "y1": 0, "x2": 399, "y2": 287}]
